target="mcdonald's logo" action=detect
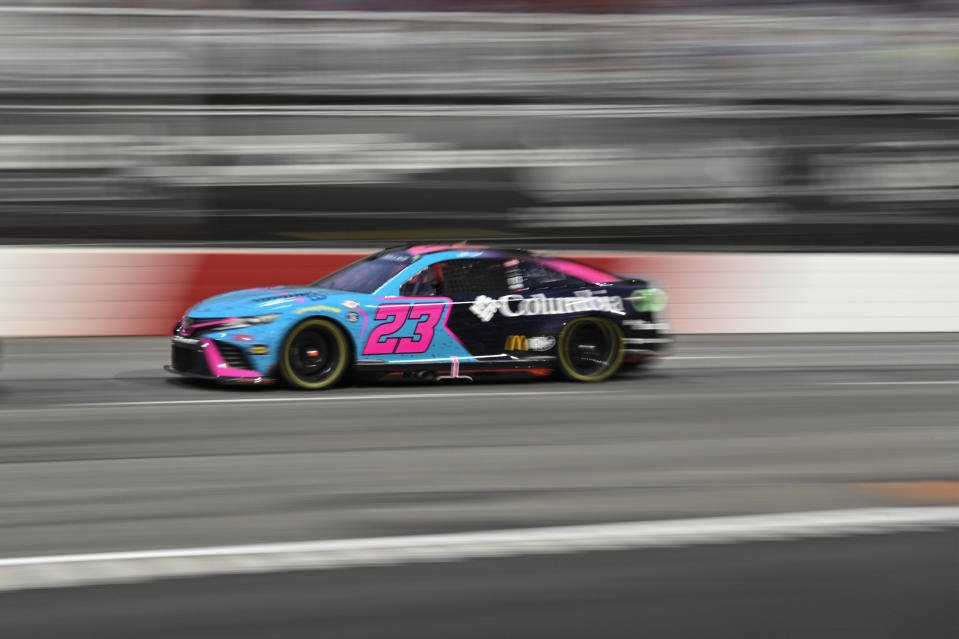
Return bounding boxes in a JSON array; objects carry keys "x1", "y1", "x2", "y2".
[{"x1": 505, "y1": 335, "x2": 529, "y2": 351}]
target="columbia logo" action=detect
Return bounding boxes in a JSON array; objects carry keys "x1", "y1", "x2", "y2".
[{"x1": 469, "y1": 295, "x2": 499, "y2": 322}]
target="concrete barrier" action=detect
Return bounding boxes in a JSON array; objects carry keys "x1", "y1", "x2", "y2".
[{"x1": 1, "y1": 247, "x2": 956, "y2": 337}]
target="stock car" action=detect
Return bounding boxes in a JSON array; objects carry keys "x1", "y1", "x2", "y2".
[{"x1": 165, "y1": 245, "x2": 671, "y2": 389}]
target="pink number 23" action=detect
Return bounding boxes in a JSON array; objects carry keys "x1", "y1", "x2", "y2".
[{"x1": 363, "y1": 302, "x2": 445, "y2": 355}]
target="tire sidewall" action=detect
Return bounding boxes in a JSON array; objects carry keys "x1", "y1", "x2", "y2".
[
  {"x1": 557, "y1": 316, "x2": 625, "y2": 382},
  {"x1": 279, "y1": 318, "x2": 351, "y2": 390}
]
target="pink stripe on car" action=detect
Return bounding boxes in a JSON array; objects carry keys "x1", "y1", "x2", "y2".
[{"x1": 201, "y1": 338, "x2": 262, "y2": 378}]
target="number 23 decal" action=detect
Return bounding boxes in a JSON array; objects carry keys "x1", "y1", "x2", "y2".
[{"x1": 363, "y1": 302, "x2": 446, "y2": 355}]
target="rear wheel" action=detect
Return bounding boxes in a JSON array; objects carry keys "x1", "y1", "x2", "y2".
[
  {"x1": 556, "y1": 317, "x2": 624, "y2": 382},
  {"x1": 279, "y1": 318, "x2": 351, "y2": 390}
]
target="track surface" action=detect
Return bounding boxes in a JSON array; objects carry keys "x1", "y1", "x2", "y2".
[
  {"x1": 1, "y1": 334, "x2": 956, "y2": 636},
  {"x1": 4, "y1": 531, "x2": 957, "y2": 639},
  {"x1": 1, "y1": 334, "x2": 956, "y2": 559}
]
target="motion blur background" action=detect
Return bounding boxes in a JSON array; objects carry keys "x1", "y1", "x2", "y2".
[
  {"x1": 0, "y1": 0, "x2": 956, "y2": 249},
  {"x1": 1, "y1": 2, "x2": 957, "y2": 638}
]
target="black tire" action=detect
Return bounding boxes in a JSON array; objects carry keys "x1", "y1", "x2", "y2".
[
  {"x1": 556, "y1": 316, "x2": 624, "y2": 382},
  {"x1": 278, "y1": 318, "x2": 351, "y2": 390}
]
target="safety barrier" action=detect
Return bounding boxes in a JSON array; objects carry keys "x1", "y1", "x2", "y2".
[{"x1": 1, "y1": 247, "x2": 955, "y2": 336}]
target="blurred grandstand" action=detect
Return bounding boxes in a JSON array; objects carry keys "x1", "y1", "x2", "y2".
[{"x1": 0, "y1": 1, "x2": 955, "y2": 248}]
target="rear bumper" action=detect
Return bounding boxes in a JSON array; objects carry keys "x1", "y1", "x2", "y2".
[
  {"x1": 623, "y1": 332, "x2": 673, "y2": 363},
  {"x1": 167, "y1": 336, "x2": 276, "y2": 385}
]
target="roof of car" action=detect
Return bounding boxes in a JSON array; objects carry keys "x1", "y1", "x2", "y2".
[{"x1": 377, "y1": 243, "x2": 534, "y2": 259}]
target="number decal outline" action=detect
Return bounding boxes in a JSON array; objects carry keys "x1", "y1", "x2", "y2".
[
  {"x1": 363, "y1": 305, "x2": 409, "y2": 355},
  {"x1": 362, "y1": 302, "x2": 447, "y2": 355},
  {"x1": 395, "y1": 303, "x2": 445, "y2": 354}
]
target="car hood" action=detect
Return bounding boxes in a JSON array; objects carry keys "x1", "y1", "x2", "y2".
[{"x1": 188, "y1": 286, "x2": 354, "y2": 317}]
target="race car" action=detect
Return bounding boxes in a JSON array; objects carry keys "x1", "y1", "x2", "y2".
[{"x1": 165, "y1": 245, "x2": 671, "y2": 389}]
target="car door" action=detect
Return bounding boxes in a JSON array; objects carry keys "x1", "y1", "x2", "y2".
[
  {"x1": 394, "y1": 257, "x2": 515, "y2": 360},
  {"x1": 359, "y1": 262, "x2": 456, "y2": 360}
]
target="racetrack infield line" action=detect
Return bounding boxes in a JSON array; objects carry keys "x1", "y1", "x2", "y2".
[
  {"x1": 2, "y1": 383, "x2": 953, "y2": 414},
  {"x1": 62, "y1": 389, "x2": 617, "y2": 408},
  {"x1": 1, "y1": 507, "x2": 957, "y2": 594}
]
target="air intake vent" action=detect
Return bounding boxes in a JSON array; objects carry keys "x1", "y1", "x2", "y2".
[
  {"x1": 171, "y1": 344, "x2": 210, "y2": 376},
  {"x1": 215, "y1": 341, "x2": 251, "y2": 370}
]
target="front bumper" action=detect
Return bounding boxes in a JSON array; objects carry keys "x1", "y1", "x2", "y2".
[{"x1": 166, "y1": 336, "x2": 276, "y2": 385}]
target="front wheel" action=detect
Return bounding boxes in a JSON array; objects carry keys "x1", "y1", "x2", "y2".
[
  {"x1": 556, "y1": 317, "x2": 624, "y2": 382},
  {"x1": 279, "y1": 318, "x2": 351, "y2": 390}
]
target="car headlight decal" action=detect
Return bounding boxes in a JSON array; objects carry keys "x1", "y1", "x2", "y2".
[{"x1": 219, "y1": 314, "x2": 282, "y2": 330}]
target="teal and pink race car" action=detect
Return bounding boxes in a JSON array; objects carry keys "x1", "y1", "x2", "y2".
[{"x1": 165, "y1": 245, "x2": 671, "y2": 389}]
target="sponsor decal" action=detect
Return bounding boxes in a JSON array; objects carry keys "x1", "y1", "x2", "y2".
[
  {"x1": 347, "y1": 311, "x2": 359, "y2": 323},
  {"x1": 470, "y1": 290, "x2": 624, "y2": 322},
  {"x1": 506, "y1": 335, "x2": 556, "y2": 351},
  {"x1": 294, "y1": 305, "x2": 342, "y2": 315},
  {"x1": 381, "y1": 253, "x2": 414, "y2": 262},
  {"x1": 250, "y1": 345, "x2": 269, "y2": 355},
  {"x1": 629, "y1": 288, "x2": 667, "y2": 313},
  {"x1": 230, "y1": 334, "x2": 254, "y2": 341},
  {"x1": 528, "y1": 336, "x2": 556, "y2": 351},
  {"x1": 505, "y1": 258, "x2": 527, "y2": 291},
  {"x1": 505, "y1": 335, "x2": 528, "y2": 351},
  {"x1": 342, "y1": 300, "x2": 361, "y2": 309}
]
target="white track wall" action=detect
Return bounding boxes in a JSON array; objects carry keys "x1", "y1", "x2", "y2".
[{"x1": 1, "y1": 248, "x2": 956, "y2": 337}]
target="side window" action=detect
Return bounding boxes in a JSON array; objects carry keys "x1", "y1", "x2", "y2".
[
  {"x1": 442, "y1": 259, "x2": 508, "y2": 295},
  {"x1": 399, "y1": 266, "x2": 437, "y2": 297},
  {"x1": 399, "y1": 259, "x2": 508, "y2": 296},
  {"x1": 520, "y1": 260, "x2": 586, "y2": 290}
]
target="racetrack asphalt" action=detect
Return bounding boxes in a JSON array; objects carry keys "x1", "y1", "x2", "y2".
[
  {"x1": 3, "y1": 530, "x2": 957, "y2": 639},
  {"x1": 1, "y1": 333, "x2": 956, "y2": 560}
]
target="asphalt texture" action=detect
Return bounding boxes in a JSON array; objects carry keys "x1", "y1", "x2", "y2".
[
  {"x1": 0, "y1": 333, "x2": 956, "y2": 560},
  {"x1": 1, "y1": 333, "x2": 957, "y2": 636},
  {"x1": 3, "y1": 531, "x2": 957, "y2": 639}
]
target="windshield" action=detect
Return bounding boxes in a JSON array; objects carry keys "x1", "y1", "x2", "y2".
[{"x1": 311, "y1": 252, "x2": 416, "y2": 293}]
